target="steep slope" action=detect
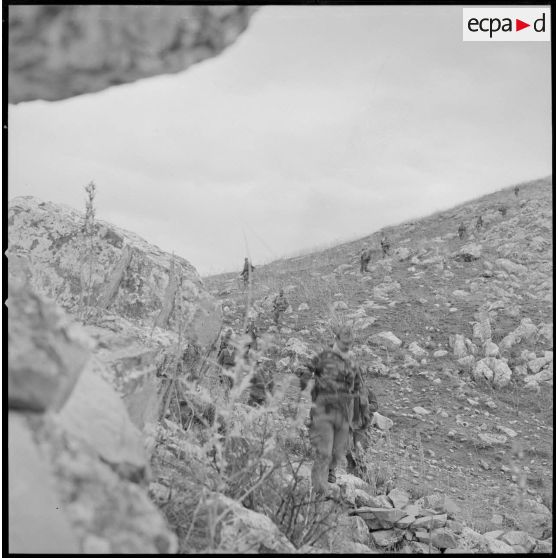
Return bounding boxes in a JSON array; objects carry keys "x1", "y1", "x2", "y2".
[{"x1": 203, "y1": 176, "x2": 553, "y2": 536}]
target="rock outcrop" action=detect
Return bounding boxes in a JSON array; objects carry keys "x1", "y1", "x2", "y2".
[
  {"x1": 8, "y1": 196, "x2": 220, "y2": 335},
  {"x1": 8, "y1": 5, "x2": 257, "y2": 103}
]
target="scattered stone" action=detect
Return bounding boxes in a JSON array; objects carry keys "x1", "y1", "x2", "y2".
[
  {"x1": 368, "y1": 331, "x2": 402, "y2": 351},
  {"x1": 433, "y1": 350, "x2": 448, "y2": 358},
  {"x1": 411, "y1": 515, "x2": 447, "y2": 531},
  {"x1": 486, "y1": 538, "x2": 515, "y2": 553},
  {"x1": 370, "y1": 529, "x2": 404, "y2": 547},
  {"x1": 496, "y1": 426, "x2": 518, "y2": 438},
  {"x1": 388, "y1": 488, "x2": 410, "y2": 509},
  {"x1": 430, "y1": 528, "x2": 458, "y2": 549},
  {"x1": 408, "y1": 342, "x2": 428, "y2": 358},
  {"x1": 413, "y1": 406, "x2": 430, "y2": 416},
  {"x1": 501, "y1": 531, "x2": 535, "y2": 552}
]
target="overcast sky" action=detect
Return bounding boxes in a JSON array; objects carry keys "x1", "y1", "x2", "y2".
[{"x1": 9, "y1": 5, "x2": 552, "y2": 275}]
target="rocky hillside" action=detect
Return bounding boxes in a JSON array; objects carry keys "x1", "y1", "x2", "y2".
[
  {"x1": 8, "y1": 176, "x2": 552, "y2": 554},
  {"x1": 196, "y1": 175, "x2": 553, "y2": 552}
]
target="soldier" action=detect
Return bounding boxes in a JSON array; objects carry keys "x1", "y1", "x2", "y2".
[
  {"x1": 248, "y1": 364, "x2": 274, "y2": 407},
  {"x1": 514, "y1": 185, "x2": 519, "y2": 198},
  {"x1": 272, "y1": 288, "x2": 289, "y2": 325},
  {"x1": 299, "y1": 324, "x2": 364, "y2": 494},
  {"x1": 475, "y1": 215, "x2": 483, "y2": 231},
  {"x1": 346, "y1": 372, "x2": 378, "y2": 477},
  {"x1": 240, "y1": 257, "x2": 255, "y2": 288},
  {"x1": 498, "y1": 205, "x2": 507, "y2": 217},
  {"x1": 380, "y1": 234, "x2": 390, "y2": 258},
  {"x1": 360, "y1": 247, "x2": 372, "y2": 273},
  {"x1": 216, "y1": 331, "x2": 236, "y2": 395},
  {"x1": 244, "y1": 317, "x2": 259, "y2": 361},
  {"x1": 458, "y1": 222, "x2": 466, "y2": 240}
]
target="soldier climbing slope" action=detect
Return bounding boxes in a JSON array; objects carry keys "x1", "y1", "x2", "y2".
[
  {"x1": 240, "y1": 257, "x2": 255, "y2": 288},
  {"x1": 299, "y1": 323, "x2": 364, "y2": 495},
  {"x1": 475, "y1": 215, "x2": 483, "y2": 232},
  {"x1": 216, "y1": 330, "x2": 236, "y2": 396},
  {"x1": 498, "y1": 205, "x2": 508, "y2": 217},
  {"x1": 244, "y1": 316, "x2": 259, "y2": 360},
  {"x1": 458, "y1": 222, "x2": 466, "y2": 240},
  {"x1": 514, "y1": 185, "x2": 520, "y2": 198},
  {"x1": 360, "y1": 246, "x2": 372, "y2": 273},
  {"x1": 380, "y1": 234, "x2": 390, "y2": 258},
  {"x1": 272, "y1": 288, "x2": 289, "y2": 326}
]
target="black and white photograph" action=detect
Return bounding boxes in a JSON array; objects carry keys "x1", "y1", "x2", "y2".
[{"x1": 6, "y1": 3, "x2": 554, "y2": 554}]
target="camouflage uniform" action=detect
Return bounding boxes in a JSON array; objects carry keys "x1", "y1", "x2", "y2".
[
  {"x1": 272, "y1": 290, "x2": 289, "y2": 325},
  {"x1": 217, "y1": 340, "x2": 236, "y2": 393},
  {"x1": 248, "y1": 366, "x2": 274, "y2": 407},
  {"x1": 299, "y1": 327, "x2": 363, "y2": 494},
  {"x1": 458, "y1": 222, "x2": 466, "y2": 240},
  {"x1": 360, "y1": 248, "x2": 372, "y2": 273}
]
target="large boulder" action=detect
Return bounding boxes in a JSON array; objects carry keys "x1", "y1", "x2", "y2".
[
  {"x1": 56, "y1": 358, "x2": 147, "y2": 473},
  {"x1": 8, "y1": 197, "x2": 221, "y2": 335},
  {"x1": 8, "y1": 5, "x2": 257, "y2": 103},
  {"x1": 9, "y1": 413, "x2": 80, "y2": 553},
  {"x1": 8, "y1": 281, "x2": 91, "y2": 412}
]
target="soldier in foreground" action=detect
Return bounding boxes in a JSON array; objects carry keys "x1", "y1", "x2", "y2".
[
  {"x1": 359, "y1": 246, "x2": 372, "y2": 273},
  {"x1": 272, "y1": 288, "x2": 289, "y2": 325},
  {"x1": 299, "y1": 324, "x2": 363, "y2": 494},
  {"x1": 380, "y1": 234, "x2": 390, "y2": 258},
  {"x1": 458, "y1": 222, "x2": 466, "y2": 240},
  {"x1": 240, "y1": 257, "x2": 255, "y2": 288}
]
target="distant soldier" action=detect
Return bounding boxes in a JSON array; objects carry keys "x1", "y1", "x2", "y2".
[
  {"x1": 359, "y1": 247, "x2": 372, "y2": 273},
  {"x1": 458, "y1": 222, "x2": 466, "y2": 240},
  {"x1": 240, "y1": 257, "x2": 255, "y2": 287},
  {"x1": 475, "y1": 215, "x2": 483, "y2": 231},
  {"x1": 498, "y1": 205, "x2": 508, "y2": 217},
  {"x1": 380, "y1": 234, "x2": 390, "y2": 258},
  {"x1": 216, "y1": 332, "x2": 236, "y2": 394},
  {"x1": 299, "y1": 324, "x2": 364, "y2": 494},
  {"x1": 244, "y1": 317, "x2": 259, "y2": 358},
  {"x1": 272, "y1": 288, "x2": 289, "y2": 325},
  {"x1": 514, "y1": 186, "x2": 520, "y2": 198}
]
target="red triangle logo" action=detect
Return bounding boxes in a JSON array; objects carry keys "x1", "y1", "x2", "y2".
[{"x1": 516, "y1": 19, "x2": 530, "y2": 31}]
